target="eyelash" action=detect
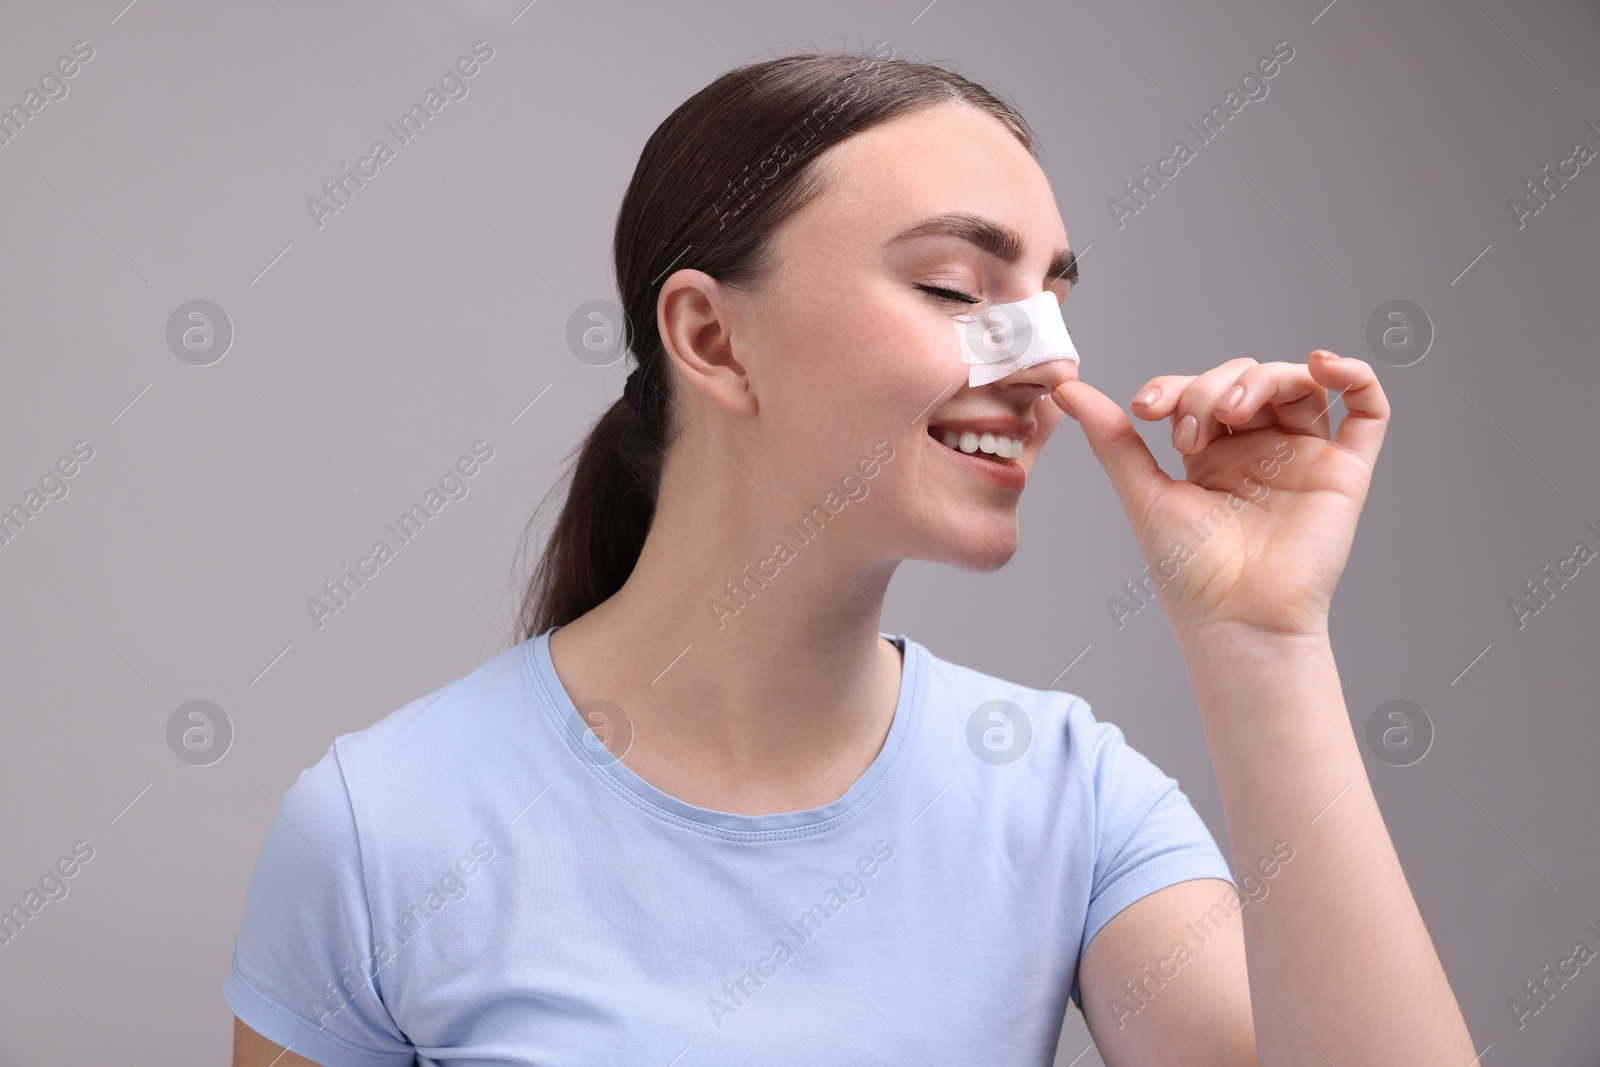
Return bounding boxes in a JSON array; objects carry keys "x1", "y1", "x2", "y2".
[{"x1": 916, "y1": 284, "x2": 980, "y2": 305}]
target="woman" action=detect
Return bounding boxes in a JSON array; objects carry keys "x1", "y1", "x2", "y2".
[{"x1": 228, "y1": 49, "x2": 1476, "y2": 1065}]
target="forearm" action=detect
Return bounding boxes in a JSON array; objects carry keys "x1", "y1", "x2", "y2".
[{"x1": 1175, "y1": 625, "x2": 1476, "y2": 1066}]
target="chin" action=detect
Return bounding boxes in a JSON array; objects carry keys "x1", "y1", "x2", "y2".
[{"x1": 939, "y1": 524, "x2": 1021, "y2": 573}]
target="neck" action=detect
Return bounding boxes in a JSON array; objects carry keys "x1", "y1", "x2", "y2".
[{"x1": 547, "y1": 447, "x2": 905, "y2": 811}]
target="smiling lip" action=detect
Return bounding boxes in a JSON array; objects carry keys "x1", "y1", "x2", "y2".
[
  {"x1": 926, "y1": 428, "x2": 1027, "y2": 490},
  {"x1": 926, "y1": 416, "x2": 1036, "y2": 443}
]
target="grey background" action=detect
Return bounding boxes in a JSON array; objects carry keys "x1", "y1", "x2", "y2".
[{"x1": 1, "y1": 0, "x2": 1596, "y2": 1063}]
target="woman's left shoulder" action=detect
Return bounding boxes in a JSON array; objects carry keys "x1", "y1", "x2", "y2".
[{"x1": 902, "y1": 632, "x2": 1098, "y2": 757}]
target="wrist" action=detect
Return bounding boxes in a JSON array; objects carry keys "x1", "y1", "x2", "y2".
[
  {"x1": 1175, "y1": 623, "x2": 1340, "y2": 718},
  {"x1": 1175, "y1": 625, "x2": 1352, "y2": 767},
  {"x1": 1174, "y1": 619, "x2": 1332, "y2": 658}
]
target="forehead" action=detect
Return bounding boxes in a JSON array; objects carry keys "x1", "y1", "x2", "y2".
[{"x1": 795, "y1": 104, "x2": 1068, "y2": 259}]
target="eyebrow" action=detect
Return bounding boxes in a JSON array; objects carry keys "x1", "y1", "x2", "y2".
[{"x1": 888, "y1": 211, "x2": 1079, "y2": 288}]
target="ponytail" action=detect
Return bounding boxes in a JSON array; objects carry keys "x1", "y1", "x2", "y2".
[{"x1": 513, "y1": 393, "x2": 666, "y2": 642}]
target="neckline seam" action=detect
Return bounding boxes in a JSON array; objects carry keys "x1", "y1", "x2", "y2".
[{"x1": 517, "y1": 632, "x2": 921, "y2": 843}]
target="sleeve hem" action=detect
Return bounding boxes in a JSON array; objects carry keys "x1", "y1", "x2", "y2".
[
  {"x1": 225, "y1": 956, "x2": 415, "y2": 1066},
  {"x1": 1069, "y1": 850, "x2": 1235, "y2": 1011}
]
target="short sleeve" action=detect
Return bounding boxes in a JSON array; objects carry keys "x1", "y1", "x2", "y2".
[
  {"x1": 1067, "y1": 701, "x2": 1235, "y2": 1010},
  {"x1": 224, "y1": 742, "x2": 416, "y2": 1066}
]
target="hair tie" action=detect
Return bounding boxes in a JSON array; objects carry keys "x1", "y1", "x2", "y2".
[{"x1": 623, "y1": 366, "x2": 646, "y2": 415}]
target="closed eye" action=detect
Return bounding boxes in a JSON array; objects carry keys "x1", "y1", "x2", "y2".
[{"x1": 916, "y1": 284, "x2": 980, "y2": 305}]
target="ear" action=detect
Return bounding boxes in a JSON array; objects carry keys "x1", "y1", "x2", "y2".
[{"x1": 656, "y1": 268, "x2": 755, "y2": 418}]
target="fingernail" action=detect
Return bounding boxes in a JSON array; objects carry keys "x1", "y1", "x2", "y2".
[
  {"x1": 1321, "y1": 350, "x2": 1341, "y2": 361},
  {"x1": 1174, "y1": 414, "x2": 1198, "y2": 451},
  {"x1": 1137, "y1": 388, "x2": 1159, "y2": 406},
  {"x1": 1221, "y1": 384, "x2": 1244, "y2": 411}
]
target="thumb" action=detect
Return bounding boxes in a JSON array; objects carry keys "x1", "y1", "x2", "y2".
[{"x1": 1052, "y1": 380, "x2": 1172, "y2": 513}]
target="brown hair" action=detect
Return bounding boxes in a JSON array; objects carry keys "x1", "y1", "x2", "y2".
[{"x1": 512, "y1": 46, "x2": 1038, "y2": 642}]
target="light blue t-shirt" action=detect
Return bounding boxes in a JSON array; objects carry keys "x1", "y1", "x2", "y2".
[{"x1": 224, "y1": 627, "x2": 1233, "y2": 1066}]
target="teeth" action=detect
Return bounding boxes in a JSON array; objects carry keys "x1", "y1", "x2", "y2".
[{"x1": 936, "y1": 429, "x2": 1022, "y2": 460}]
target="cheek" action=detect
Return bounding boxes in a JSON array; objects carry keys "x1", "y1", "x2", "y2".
[
  {"x1": 823, "y1": 277, "x2": 961, "y2": 370},
  {"x1": 773, "y1": 282, "x2": 964, "y2": 436},
  {"x1": 1029, "y1": 397, "x2": 1067, "y2": 453},
  {"x1": 839, "y1": 316, "x2": 960, "y2": 418},
  {"x1": 784, "y1": 301, "x2": 908, "y2": 404}
]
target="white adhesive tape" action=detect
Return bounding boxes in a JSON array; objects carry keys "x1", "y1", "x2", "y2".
[{"x1": 954, "y1": 290, "x2": 1079, "y2": 387}]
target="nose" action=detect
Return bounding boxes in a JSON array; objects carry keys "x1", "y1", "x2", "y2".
[{"x1": 986, "y1": 353, "x2": 1079, "y2": 402}]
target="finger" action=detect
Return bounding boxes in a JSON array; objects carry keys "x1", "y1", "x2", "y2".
[
  {"x1": 1134, "y1": 367, "x2": 1278, "y2": 434},
  {"x1": 1053, "y1": 380, "x2": 1173, "y2": 513},
  {"x1": 1308, "y1": 350, "x2": 1389, "y2": 466},
  {"x1": 1167, "y1": 358, "x2": 1261, "y2": 454},
  {"x1": 1131, "y1": 375, "x2": 1198, "y2": 420},
  {"x1": 1215, "y1": 361, "x2": 1333, "y2": 438}
]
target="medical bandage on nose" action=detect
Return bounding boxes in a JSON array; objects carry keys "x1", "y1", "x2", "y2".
[{"x1": 955, "y1": 290, "x2": 1080, "y2": 387}]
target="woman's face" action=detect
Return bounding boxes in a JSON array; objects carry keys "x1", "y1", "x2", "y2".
[{"x1": 698, "y1": 103, "x2": 1080, "y2": 572}]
